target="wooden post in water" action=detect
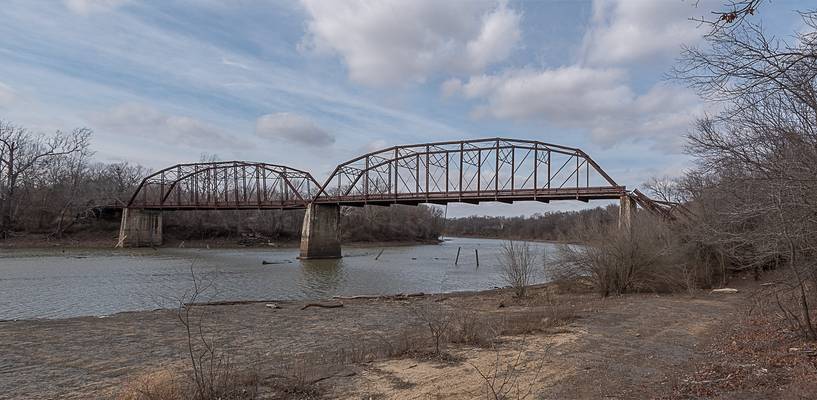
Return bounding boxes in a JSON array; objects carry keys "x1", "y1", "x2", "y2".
[
  {"x1": 455, "y1": 247, "x2": 461, "y2": 265},
  {"x1": 475, "y1": 249, "x2": 479, "y2": 268}
]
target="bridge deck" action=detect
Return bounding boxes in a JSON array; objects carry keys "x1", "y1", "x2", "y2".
[{"x1": 315, "y1": 186, "x2": 626, "y2": 206}]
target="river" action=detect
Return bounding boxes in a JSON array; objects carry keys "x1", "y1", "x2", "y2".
[{"x1": 0, "y1": 237, "x2": 560, "y2": 320}]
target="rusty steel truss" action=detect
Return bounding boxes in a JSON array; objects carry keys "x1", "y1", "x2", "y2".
[
  {"x1": 126, "y1": 138, "x2": 627, "y2": 210},
  {"x1": 314, "y1": 138, "x2": 626, "y2": 206},
  {"x1": 127, "y1": 161, "x2": 320, "y2": 210}
]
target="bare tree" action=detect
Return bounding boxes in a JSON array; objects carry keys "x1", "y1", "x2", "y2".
[
  {"x1": 674, "y1": 10, "x2": 817, "y2": 339},
  {"x1": 499, "y1": 241, "x2": 539, "y2": 298},
  {"x1": 0, "y1": 120, "x2": 91, "y2": 237},
  {"x1": 690, "y1": 0, "x2": 764, "y2": 35}
]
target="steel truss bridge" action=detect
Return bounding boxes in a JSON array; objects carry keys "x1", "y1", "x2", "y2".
[{"x1": 127, "y1": 138, "x2": 628, "y2": 210}]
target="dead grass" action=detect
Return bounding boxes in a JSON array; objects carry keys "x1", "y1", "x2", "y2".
[
  {"x1": 667, "y1": 287, "x2": 817, "y2": 399},
  {"x1": 117, "y1": 366, "x2": 259, "y2": 400}
]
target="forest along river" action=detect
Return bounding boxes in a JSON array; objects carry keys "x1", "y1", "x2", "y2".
[{"x1": 0, "y1": 237, "x2": 560, "y2": 320}]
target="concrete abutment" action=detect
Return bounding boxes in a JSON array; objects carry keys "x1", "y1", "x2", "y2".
[
  {"x1": 117, "y1": 208, "x2": 162, "y2": 247},
  {"x1": 618, "y1": 194, "x2": 636, "y2": 230},
  {"x1": 299, "y1": 203, "x2": 342, "y2": 259}
]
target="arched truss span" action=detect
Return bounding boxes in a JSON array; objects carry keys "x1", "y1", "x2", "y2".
[
  {"x1": 127, "y1": 161, "x2": 320, "y2": 210},
  {"x1": 314, "y1": 138, "x2": 626, "y2": 206}
]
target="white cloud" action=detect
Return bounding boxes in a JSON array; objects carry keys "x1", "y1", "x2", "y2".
[
  {"x1": 581, "y1": 0, "x2": 710, "y2": 65},
  {"x1": 64, "y1": 0, "x2": 128, "y2": 15},
  {"x1": 93, "y1": 103, "x2": 246, "y2": 149},
  {"x1": 449, "y1": 67, "x2": 703, "y2": 149},
  {"x1": 255, "y1": 113, "x2": 335, "y2": 147},
  {"x1": 0, "y1": 82, "x2": 15, "y2": 107},
  {"x1": 299, "y1": 0, "x2": 521, "y2": 86}
]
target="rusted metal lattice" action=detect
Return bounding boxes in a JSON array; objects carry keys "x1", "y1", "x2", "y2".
[
  {"x1": 314, "y1": 138, "x2": 626, "y2": 206},
  {"x1": 127, "y1": 161, "x2": 319, "y2": 210}
]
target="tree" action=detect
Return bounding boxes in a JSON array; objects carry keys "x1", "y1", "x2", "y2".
[
  {"x1": 0, "y1": 120, "x2": 91, "y2": 237},
  {"x1": 499, "y1": 241, "x2": 538, "y2": 298},
  {"x1": 674, "y1": 11, "x2": 817, "y2": 339}
]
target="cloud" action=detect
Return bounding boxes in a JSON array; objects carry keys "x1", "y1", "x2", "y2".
[
  {"x1": 581, "y1": 0, "x2": 709, "y2": 65},
  {"x1": 449, "y1": 67, "x2": 703, "y2": 149},
  {"x1": 299, "y1": 0, "x2": 521, "y2": 86},
  {"x1": 255, "y1": 113, "x2": 335, "y2": 147},
  {"x1": 0, "y1": 82, "x2": 15, "y2": 107},
  {"x1": 93, "y1": 103, "x2": 246, "y2": 149},
  {"x1": 64, "y1": 0, "x2": 128, "y2": 15}
]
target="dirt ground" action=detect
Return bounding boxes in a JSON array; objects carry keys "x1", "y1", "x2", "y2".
[{"x1": 1, "y1": 278, "x2": 811, "y2": 399}]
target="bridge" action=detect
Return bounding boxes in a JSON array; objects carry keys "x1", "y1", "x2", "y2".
[{"x1": 118, "y1": 138, "x2": 636, "y2": 258}]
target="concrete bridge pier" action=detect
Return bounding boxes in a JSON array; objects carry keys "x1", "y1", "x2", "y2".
[
  {"x1": 299, "y1": 203, "x2": 342, "y2": 259},
  {"x1": 618, "y1": 194, "x2": 636, "y2": 230},
  {"x1": 117, "y1": 208, "x2": 162, "y2": 247}
]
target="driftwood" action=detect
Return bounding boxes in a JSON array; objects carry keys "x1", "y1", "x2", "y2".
[
  {"x1": 332, "y1": 294, "x2": 380, "y2": 300},
  {"x1": 262, "y1": 260, "x2": 293, "y2": 265},
  {"x1": 332, "y1": 292, "x2": 426, "y2": 301},
  {"x1": 301, "y1": 302, "x2": 344, "y2": 310}
]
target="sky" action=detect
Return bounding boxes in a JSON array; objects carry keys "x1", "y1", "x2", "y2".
[{"x1": 0, "y1": 0, "x2": 810, "y2": 217}]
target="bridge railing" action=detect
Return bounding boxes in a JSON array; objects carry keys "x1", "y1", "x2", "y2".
[
  {"x1": 314, "y1": 138, "x2": 625, "y2": 205},
  {"x1": 127, "y1": 161, "x2": 320, "y2": 210}
]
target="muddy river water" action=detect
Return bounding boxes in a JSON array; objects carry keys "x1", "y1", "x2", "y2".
[{"x1": 0, "y1": 237, "x2": 559, "y2": 320}]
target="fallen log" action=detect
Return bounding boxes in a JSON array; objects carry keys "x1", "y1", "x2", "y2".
[
  {"x1": 332, "y1": 294, "x2": 381, "y2": 300},
  {"x1": 301, "y1": 302, "x2": 344, "y2": 310}
]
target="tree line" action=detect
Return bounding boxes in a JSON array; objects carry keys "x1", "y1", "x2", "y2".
[
  {"x1": 0, "y1": 125, "x2": 444, "y2": 244},
  {"x1": 443, "y1": 205, "x2": 618, "y2": 242}
]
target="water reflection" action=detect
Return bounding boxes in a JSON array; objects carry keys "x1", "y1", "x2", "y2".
[
  {"x1": 0, "y1": 237, "x2": 558, "y2": 319},
  {"x1": 299, "y1": 258, "x2": 347, "y2": 296}
]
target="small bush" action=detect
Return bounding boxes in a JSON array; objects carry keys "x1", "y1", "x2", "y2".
[
  {"x1": 557, "y1": 213, "x2": 714, "y2": 296},
  {"x1": 117, "y1": 367, "x2": 258, "y2": 400},
  {"x1": 499, "y1": 241, "x2": 539, "y2": 298},
  {"x1": 448, "y1": 310, "x2": 499, "y2": 347}
]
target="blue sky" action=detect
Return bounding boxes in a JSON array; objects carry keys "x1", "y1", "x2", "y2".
[{"x1": 0, "y1": 0, "x2": 809, "y2": 216}]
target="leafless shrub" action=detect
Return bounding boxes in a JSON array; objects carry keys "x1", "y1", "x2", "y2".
[
  {"x1": 499, "y1": 241, "x2": 539, "y2": 298},
  {"x1": 468, "y1": 338, "x2": 551, "y2": 400},
  {"x1": 120, "y1": 264, "x2": 259, "y2": 400},
  {"x1": 409, "y1": 303, "x2": 453, "y2": 355},
  {"x1": 448, "y1": 310, "x2": 499, "y2": 347},
  {"x1": 557, "y1": 213, "x2": 713, "y2": 296}
]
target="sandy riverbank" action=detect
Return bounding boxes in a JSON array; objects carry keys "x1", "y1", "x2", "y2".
[{"x1": 5, "y1": 277, "x2": 812, "y2": 399}]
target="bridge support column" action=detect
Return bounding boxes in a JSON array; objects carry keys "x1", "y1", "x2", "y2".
[
  {"x1": 618, "y1": 194, "x2": 636, "y2": 230},
  {"x1": 299, "y1": 203, "x2": 342, "y2": 259},
  {"x1": 117, "y1": 208, "x2": 162, "y2": 247}
]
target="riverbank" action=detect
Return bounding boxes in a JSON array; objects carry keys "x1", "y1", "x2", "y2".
[{"x1": 3, "y1": 276, "x2": 811, "y2": 399}]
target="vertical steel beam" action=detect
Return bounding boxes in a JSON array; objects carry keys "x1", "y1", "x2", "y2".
[
  {"x1": 533, "y1": 143, "x2": 538, "y2": 199},
  {"x1": 547, "y1": 151, "x2": 551, "y2": 189},
  {"x1": 459, "y1": 143, "x2": 463, "y2": 199},
  {"x1": 477, "y1": 149, "x2": 481, "y2": 195},
  {"x1": 364, "y1": 156, "x2": 369, "y2": 199},
  {"x1": 425, "y1": 145, "x2": 429, "y2": 200},
  {"x1": 415, "y1": 153, "x2": 420, "y2": 194},
  {"x1": 256, "y1": 167, "x2": 261, "y2": 206},
  {"x1": 510, "y1": 146, "x2": 515, "y2": 193},
  {"x1": 234, "y1": 164, "x2": 240, "y2": 206},
  {"x1": 175, "y1": 165, "x2": 182, "y2": 205},
  {"x1": 495, "y1": 139, "x2": 499, "y2": 195},
  {"x1": 283, "y1": 167, "x2": 289, "y2": 202},
  {"x1": 445, "y1": 151, "x2": 449, "y2": 194}
]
